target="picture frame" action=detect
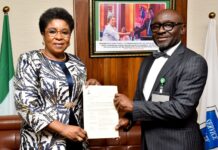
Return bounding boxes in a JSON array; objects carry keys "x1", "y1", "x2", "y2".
[{"x1": 90, "y1": 0, "x2": 175, "y2": 57}]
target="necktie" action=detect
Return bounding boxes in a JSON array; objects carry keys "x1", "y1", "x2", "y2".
[{"x1": 152, "y1": 51, "x2": 170, "y2": 58}]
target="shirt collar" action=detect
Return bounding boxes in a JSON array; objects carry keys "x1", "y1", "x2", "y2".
[{"x1": 159, "y1": 41, "x2": 181, "y2": 56}]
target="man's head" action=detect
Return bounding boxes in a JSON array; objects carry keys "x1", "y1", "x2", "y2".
[{"x1": 151, "y1": 9, "x2": 185, "y2": 51}]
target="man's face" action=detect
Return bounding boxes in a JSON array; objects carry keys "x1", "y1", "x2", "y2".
[{"x1": 151, "y1": 11, "x2": 185, "y2": 51}]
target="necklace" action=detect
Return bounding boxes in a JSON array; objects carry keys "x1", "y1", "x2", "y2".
[{"x1": 42, "y1": 49, "x2": 66, "y2": 62}]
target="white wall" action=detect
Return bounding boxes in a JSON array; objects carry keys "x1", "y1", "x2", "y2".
[
  {"x1": 0, "y1": 0, "x2": 74, "y2": 67},
  {"x1": 1, "y1": 0, "x2": 217, "y2": 66},
  {"x1": 187, "y1": 0, "x2": 218, "y2": 55}
]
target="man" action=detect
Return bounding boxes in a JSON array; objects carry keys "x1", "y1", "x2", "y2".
[
  {"x1": 134, "y1": 7, "x2": 155, "y2": 38},
  {"x1": 114, "y1": 9, "x2": 207, "y2": 150}
]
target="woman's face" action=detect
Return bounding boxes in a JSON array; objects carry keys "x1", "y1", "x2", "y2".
[
  {"x1": 109, "y1": 17, "x2": 116, "y2": 27},
  {"x1": 43, "y1": 19, "x2": 71, "y2": 56}
]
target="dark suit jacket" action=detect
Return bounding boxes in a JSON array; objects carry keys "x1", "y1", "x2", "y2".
[{"x1": 132, "y1": 44, "x2": 208, "y2": 150}]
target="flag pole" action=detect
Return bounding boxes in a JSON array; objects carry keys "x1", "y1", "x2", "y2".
[
  {"x1": 0, "y1": 5, "x2": 16, "y2": 115},
  {"x1": 3, "y1": 6, "x2": 10, "y2": 14},
  {"x1": 198, "y1": 11, "x2": 218, "y2": 150},
  {"x1": 209, "y1": 12, "x2": 216, "y2": 19}
]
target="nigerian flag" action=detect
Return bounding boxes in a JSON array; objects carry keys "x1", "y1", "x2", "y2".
[{"x1": 0, "y1": 12, "x2": 16, "y2": 115}]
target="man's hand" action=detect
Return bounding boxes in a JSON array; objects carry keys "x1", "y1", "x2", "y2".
[
  {"x1": 114, "y1": 93, "x2": 133, "y2": 113},
  {"x1": 115, "y1": 118, "x2": 130, "y2": 130}
]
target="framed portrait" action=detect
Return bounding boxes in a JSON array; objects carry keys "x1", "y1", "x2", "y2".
[{"x1": 90, "y1": 0, "x2": 175, "y2": 57}]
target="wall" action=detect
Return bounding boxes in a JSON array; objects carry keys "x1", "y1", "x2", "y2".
[
  {"x1": 0, "y1": 0, "x2": 74, "y2": 67},
  {"x1": 75, "y1": 0, "x2": 187, "y2": 99},
  {"x1": 187, "y1": 0, "x2": 218, "y2": 55}
]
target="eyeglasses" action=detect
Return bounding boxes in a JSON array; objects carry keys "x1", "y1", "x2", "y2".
[
  {"x1": 150, "y1": 22, "x2": 183, "y2": 33},
  {"x1": 45, "y1": 28, "x2": 71, "y2": 38}
]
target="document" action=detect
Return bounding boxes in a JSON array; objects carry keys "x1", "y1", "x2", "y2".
[{"x1": 83, "y1": 85, "x2": 119, "y2": 139}]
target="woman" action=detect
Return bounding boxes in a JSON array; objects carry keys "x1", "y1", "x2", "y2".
[
  {"x1": 14, "y1": 7, "x2": 99, "y2": 149},
  {"x1": 102, "y1": 15, "x2": 120, "y2": 41},
  {"x1": 102, "y1": 15, "x2": 131, "y2": 41}
]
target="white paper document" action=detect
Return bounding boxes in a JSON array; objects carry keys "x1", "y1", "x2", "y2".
[{"x1": 83, "y1": 85, "x2": 119, "y2": 139}]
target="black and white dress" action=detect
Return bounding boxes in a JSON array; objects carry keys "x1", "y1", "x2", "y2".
[{"x1": 14, "y1": 50, "x2": 87, "y2": 149}]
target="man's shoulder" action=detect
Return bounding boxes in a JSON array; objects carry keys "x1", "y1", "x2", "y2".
[
  {"x1": 184, "y1": 47, "x2": 205, "y2": 60},
  {"x1": 178, "y1": 44, "x2": 204, "y2": 59},
  {"x1": 182, "y1": 47, "x2": 207, "y2": 67}
]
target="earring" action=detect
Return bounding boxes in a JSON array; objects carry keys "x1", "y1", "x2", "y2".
[{"x1": 42, "y1": 41, "x2": 45, "y2": 45}]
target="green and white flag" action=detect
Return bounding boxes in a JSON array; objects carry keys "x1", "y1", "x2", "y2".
[{"x1": 0, "y1": 12, "x2": 16, "y2": 115}]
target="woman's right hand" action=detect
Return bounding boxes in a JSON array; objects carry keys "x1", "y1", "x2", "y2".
[
  {"x1": 60, "y1": 124, "x2": 87, "y2": 142},
  {"x1": 47, "y1": 120, "x2": 87, "y2": 142}
]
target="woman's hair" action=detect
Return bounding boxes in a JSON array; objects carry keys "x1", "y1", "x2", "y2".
[
  {"x1": 39, "y1": 7, "x2": 74, "y2": 34},
  {"x1": 107, "y1": 15, "x2": 114, "y2": 23}
]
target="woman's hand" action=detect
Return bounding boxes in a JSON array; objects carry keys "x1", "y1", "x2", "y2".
[
  {"x1": 47, "y1": 120, "x2": 87, "y2": 142},
  {"x1": 60, "y1": 124, "x2": 87, "y2": 142},
  {"x1": 85, "y1": 78, "x2": 100, "y2": 86}
]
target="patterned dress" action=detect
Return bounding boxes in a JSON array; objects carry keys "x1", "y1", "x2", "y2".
[{"x1": 14, "y1": 50, "x2": 87, "y2": 149}]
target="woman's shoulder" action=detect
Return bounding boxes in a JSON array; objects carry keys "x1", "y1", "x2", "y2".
[
  {"x1": 19, "y1": 50, "x2": 42, "y2": 59},
  {"x1": 17, "y1": 50, "x2": 43, "y2": 68}
]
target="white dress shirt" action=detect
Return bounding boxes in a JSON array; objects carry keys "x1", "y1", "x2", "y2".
[{"x1": 143, "y1": 42, "x2": 181, "y2": 100}]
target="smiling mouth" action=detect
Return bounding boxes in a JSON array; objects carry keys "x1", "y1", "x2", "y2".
[
  {"x1": 54, "y1": 43, "x2": 64, "y2": 47},
  {"x1": 157, "y1": 37, "x2": 168, "y2": 42}
]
